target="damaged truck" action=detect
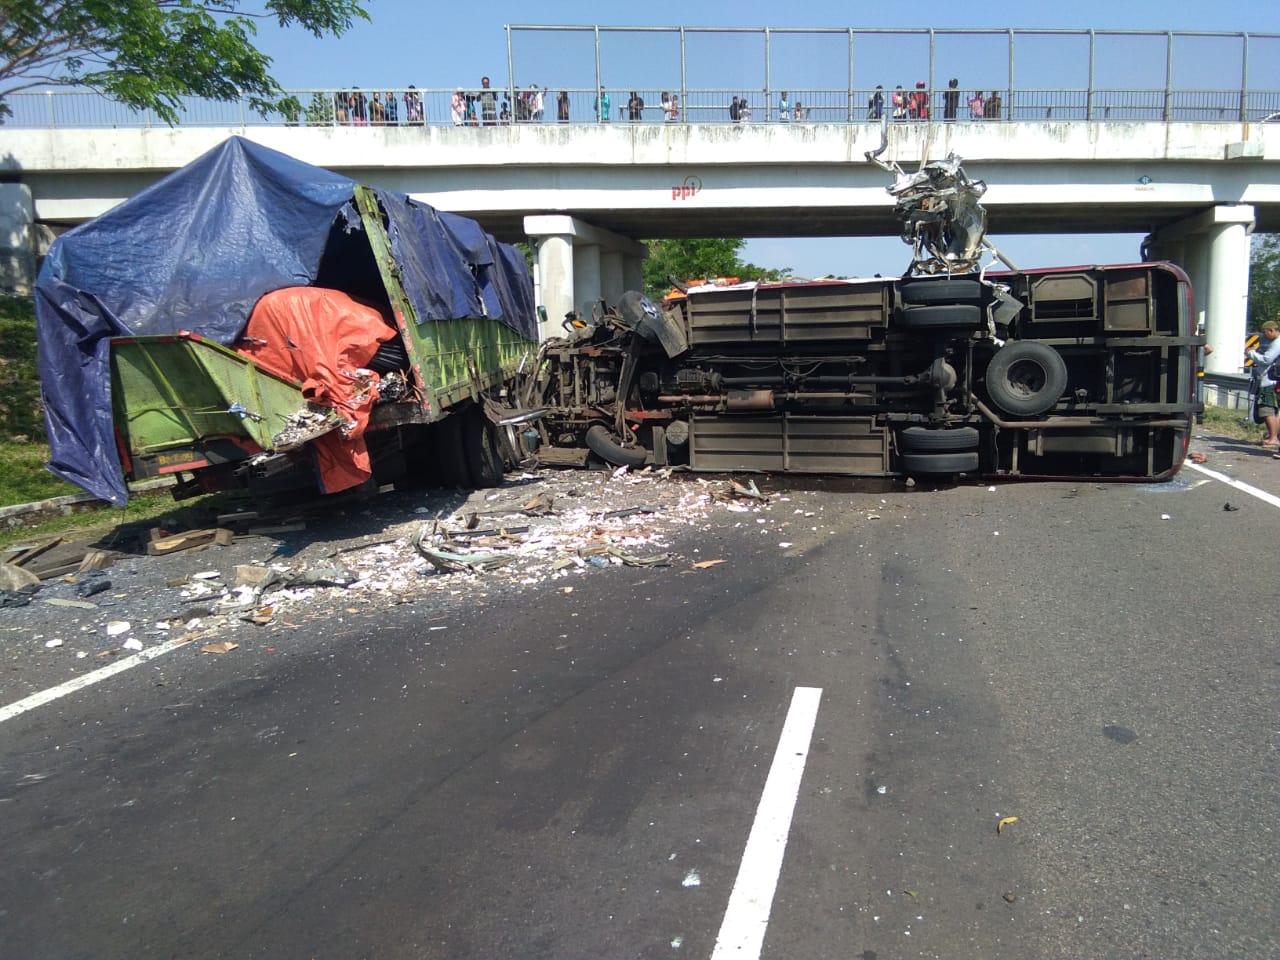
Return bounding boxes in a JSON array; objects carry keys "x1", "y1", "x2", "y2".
[
  {"x1": 36, "y1": 137, "x2": 538, "y2": 506},
  {"x1": 522, "y1": 155, "x2": 1200, "y2": 481}
]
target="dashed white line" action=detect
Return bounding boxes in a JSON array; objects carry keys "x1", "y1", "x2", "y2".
[
  {"x1": 0, "y1": 636, "x2": 194, "y2": 724},
  {"x1": 1184, "y1": 461, "x2": 1280, "y2": 510},
  {"x1": 710, "y1": 685, "x2": 823, "y2": 960}
]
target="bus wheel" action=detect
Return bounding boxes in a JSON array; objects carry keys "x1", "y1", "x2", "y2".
[
  {"x1": 898, "y1": 426, "x2": 979, "y2": 452},
  {"x1": 899, "y1": 278, "x2": 985, "y2": 305},
  {"x1": 986, "y1": 341, "x2": 1067, "y2": 417},
  {"x1": 898, "y1": 304, "x2": 983, "y2": 330},
  {"x1": 585, "y1": 424, "x2": 649, "y2": 468},
  {"x1": 899, "y1": 451, "x2": 980, "y2": 475}
]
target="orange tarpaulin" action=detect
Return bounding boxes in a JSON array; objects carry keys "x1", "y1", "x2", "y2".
[{"x1": 237, "y1": 287, "x2": 398, "y2": 494}]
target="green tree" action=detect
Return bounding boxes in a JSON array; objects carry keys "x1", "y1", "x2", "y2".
[
  {"x1": 0, "y1": 1, "x2": 370, "y2": 125},
  {"x1": 1250, "y1": 233, "x2": 1280, "y2": 330},
  {"x1": 642, "y1": 238, "x2": 791, "y2": 301},
  {"x1": 304, "y1": 89, "x2": 335, "y2": 126}
]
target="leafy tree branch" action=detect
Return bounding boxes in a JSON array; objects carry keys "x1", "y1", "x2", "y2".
[{"x1": 0, "y1": 1, "x2": 369, "y2": 124}]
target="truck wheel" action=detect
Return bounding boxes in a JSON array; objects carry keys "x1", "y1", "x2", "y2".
[
  {"x1": 898, "y1": 426, "x2": 979, "y2": 452},
  {"x1": 463, "y1": 405, "x2": 505, "y2": 488},
  {"x1": 899, "y1": 278, "x2": 984, "y2": 305},
  {"x1": 985, "y1": 341, "x2": 1068, "y2": 417},
  {"x1": 899, "y1": 451, "x2": 980, "y2": 474},
  {"x1": 434, "y1": 413, "x2": 472, "y2": 489},
  {"x1": 898, "y1": 304, "x2": 982, "y2": 330},
  {"x1": 585, "y1": 424, "x2": 649, "y2": 468}
]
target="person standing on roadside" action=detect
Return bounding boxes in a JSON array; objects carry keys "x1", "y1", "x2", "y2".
[{"x1": 1247, "y1": 319, "x2": 1280, "y2": 448}]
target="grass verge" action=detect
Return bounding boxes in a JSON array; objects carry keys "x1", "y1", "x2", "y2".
[
  {"x1": 1201, "y1": 405, "x2": 1265, "y2": 443},
  {"x1": 0, "y1": 441, "x2": 82, "y2": 506}
]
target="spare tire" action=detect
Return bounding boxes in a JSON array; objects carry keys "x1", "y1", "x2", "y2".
[
  {"x1": 899, "y1": 278, "x2": 985, "y2": 305},
  {"x1": 898, "y1": 304, "x2": 983, "y2": 330},
  {"x1": 898, "y1": 426, "x2": 980, "y2": 452},
  {"x1": 985, "y1": 341, "x2": 1068, "y2": 417},
  {"x1": 585, "y1": 424, "x2": 649, "y2": 468}
]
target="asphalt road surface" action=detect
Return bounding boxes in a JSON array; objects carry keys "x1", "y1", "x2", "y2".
[{"x1": 2, "y1": 434, "x2": 1277, "y2": 960}]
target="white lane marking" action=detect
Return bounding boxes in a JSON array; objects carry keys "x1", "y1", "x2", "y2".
[
  {"x1": 0, "y1": 636, "x2": 194, "y2": 724},
  {"x1": 710, "y1": 685, "x2": 823, "y2": 960},
  {"x1": 1184, "y1": 461, "x2": 1280, "y2": 510}
]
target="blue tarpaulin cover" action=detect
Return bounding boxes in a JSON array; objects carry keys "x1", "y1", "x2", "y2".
[{"x1": 34, "y1": 136, "x2": 535, "y2": 505}]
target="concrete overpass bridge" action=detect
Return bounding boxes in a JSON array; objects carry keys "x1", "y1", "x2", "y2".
[{"x1": 2, "y1": 119, "x2": 1277, "y2": 367}]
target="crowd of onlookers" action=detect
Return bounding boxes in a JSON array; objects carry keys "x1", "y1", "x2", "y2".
[
  {"x1": 327, "y1": 77, "x2": 1013, "y2": 126},
  {"x1": 866, "y1": 80, "x2": 1003, "y2": 121}
]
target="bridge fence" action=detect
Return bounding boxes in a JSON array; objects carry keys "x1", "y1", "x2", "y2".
[
  {"x1": 4, "y1": 86, "x2": 1279, "y2": 130},
  {"x1": 3, "y1": 26, "x2": 1278, "y2": 130}
]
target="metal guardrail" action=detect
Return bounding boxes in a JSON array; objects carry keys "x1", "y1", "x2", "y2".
[
  {"x1": 1201, "y1": 372, "x2": 1253, "y2": 412},
  {"x1": 3, "y1": 26, "x2": 1278, "y2": 130}
]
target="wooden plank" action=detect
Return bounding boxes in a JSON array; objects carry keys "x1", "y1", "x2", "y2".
[{"x1": 146, "y1": 528, "x2": 234, "y2": 556}]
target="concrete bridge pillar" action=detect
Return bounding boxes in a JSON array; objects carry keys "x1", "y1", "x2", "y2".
[
  {"x1": 0, "y1": 183, "x2": 36, "y2": 295},
  {"x1": 524, "y1": 214, "x2": 647, "y2": 341},
  {"x1": 622, "y1": 255, "x2": 645, "y2": 293},
  {"x1": 1147, "y1": 205, "x2": 1254, "y2": 374}
]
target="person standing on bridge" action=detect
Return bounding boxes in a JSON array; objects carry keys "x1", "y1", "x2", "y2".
[
  {"x1": 868, "y1": 85, "x2": 884, "y2": 120},
  {"x1": 944, "y1": 79, "x2": 960, "y2": 121},
  {"x1": 479, "y1": 76, "x2": 498, "y2": 126},
  {"x1": 557, "y1": 89, "x2": 570, "y2": 123},
  {"x1": 892, "y1": 85, "x2": 907, "y2": 120},
  {"x1": 778, "y1": 91, "x2": 790, "y2": 122},
  {"x1": 968, "y1": 90, "x2": 985, "y2": 120},
  {"x1": 985, "y1": 89, "x2": 1003, "y2": 120},
  {"x1": 908, "y1": 81, "x2": 929, "y2": 120},
  {"x1": 1247, "y1": 320, "x2": 1280, "y2": 448}
]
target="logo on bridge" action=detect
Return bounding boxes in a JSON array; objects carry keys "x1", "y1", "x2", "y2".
[{"x1": 672, "y1": 175, "x2": 702, "y2": 201}]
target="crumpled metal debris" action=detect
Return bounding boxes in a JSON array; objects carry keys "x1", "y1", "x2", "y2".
[
  {"x1": 285, "y1": 564, "x2": 356, "y2": 588},
  {"x1": 412, "y1": 524, "x2": 515, "y2": 574},
  {"x1": 271, "y1": 405, "x2": 342, "y2": 451}
]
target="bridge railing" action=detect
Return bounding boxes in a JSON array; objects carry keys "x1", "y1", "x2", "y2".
[{"x1": 4, "y1": 86, "x2": 1279, "y2": 130}]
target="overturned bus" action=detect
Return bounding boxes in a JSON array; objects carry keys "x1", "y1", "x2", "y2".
[
  {"x1": 523, "y1": 264, "x2": 1198, "y2": 481},
  {"x1": 35, "y1": 137, "x2": 538, "y2": 505},
  {"x1": 521, "y1": 150, "x2": 1199, "y2": 482}
]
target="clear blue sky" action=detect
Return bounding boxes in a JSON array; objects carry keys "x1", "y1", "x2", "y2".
[{"x1": 252, "y1": 1, "x2": 1280, "y2": 277}]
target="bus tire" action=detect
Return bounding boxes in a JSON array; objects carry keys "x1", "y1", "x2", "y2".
[
  {"x1": 899, "y1": 451, "x2": 980, "y2": 474},
  {"x1": 898, "y1": 304, "x2": 983, "y2": 330},
  {"x1": 899, "y1": 278, "x2": 984, "y2": 305},
  {"x1": 585, "y1": 424, "x2": 649, "y2": 468},
  {"x1": 985, "y1": 341, "x2": 1068, "y2": 417},
  {"x1": 898, "y1": 426, "x2": 980, "y2": 452}
]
